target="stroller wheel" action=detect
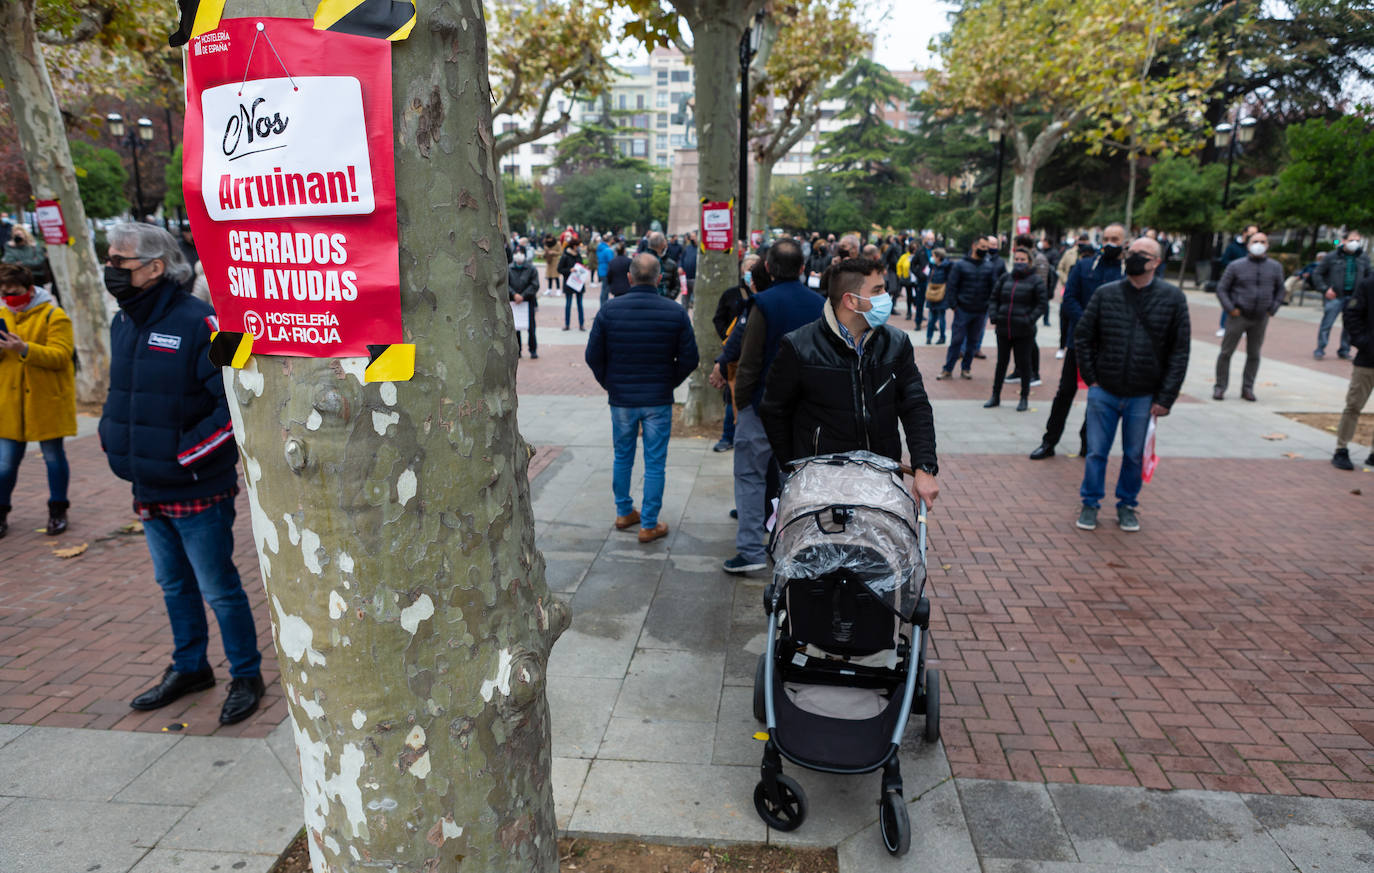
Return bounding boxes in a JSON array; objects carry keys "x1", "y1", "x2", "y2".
[
  {"x1": 923, "y1": 668, "x2": 941, "y2": 743},
  {"x1": 753, "y1": 653, "x2": 767, "y2": 723},
  {"x1": 754, "y1": 774, "x2": 807, "y2": 831},
  {"x1": 879, "y1": 790, "x2": 911, "y2": 856}
]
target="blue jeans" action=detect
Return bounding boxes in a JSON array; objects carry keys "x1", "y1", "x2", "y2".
[
  {"x1": 564, "y1": 291, "x2": 584, "y2": 328},
  {"x1": 0, "y1": 437, "x2": 69, "y2": 507},
  {"x1": 943, "y1": 308, "x2": 984, "y2": 372},
  {"x1": 611, "y1": 405, "x2": 672, "y2": 528},
  {"x1": 721, "y1": 387, "x2": 735, "y2": 443},
  {"x1": 925, "y1": 306, "x2": 947, "y2": 343},
  {"x1": 1316, "y1": 296, "x2": 1351, "y2": 356},
  {"x1": 1080, "y1": 386, "x2": 1152, "y2": 510},
  {"x1": 143, "y1": 499, "x2": 261, "y2": 678}
]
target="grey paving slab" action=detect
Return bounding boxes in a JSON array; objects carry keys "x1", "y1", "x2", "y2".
[
  {"x1": 639, "y1": 593, "x2": 732, "y2": 651},
  {"x1": 570, "y1": 554, "x2": 666, "y2": 616},
  {"x1": 613, "y1": 648, "x2": 725, "y2": 722},
  {"x1": 160, "y1": 741, "x2": 300, "y2": 855},
  {"x1": 570, "y1": 760, "x2": 765, "y2": 842},
  {"x1": 724, "y1": 623, "x2": 769, "y2": 688},
  {"x1": 961, "y1": 779, "x2": 1077, "y2": 863},
  {"x1": 129, "y1": 847, "x2": 276, "y2": 873},
  {"x1": 114, "y1": 735, "x2": 255, "y2": 806},
  {"x1": 547, "y1": 619, "x2": 647, "y2": 680},
  {"x1": 981, "y1": 861, "x2": 1177, "y2": 872},
  {"x1": 1243, "y1": 793, "x2": 1374, "y2": 873},
  {"x1": 681, "y1": 474, "x2": 739, "y2": 524},
  {"x1": 0, "y1": 725, "x2": 28, "y2": 748},
  {"x1": 0, "y1": 795, "x2": 14, "y2": 816},
  {"x1": 1048, "y1": 784, "x2": 1294, "y2": 873},
  {"x1": 836, "y1": 779, "x2": 978, "y2": 873},
  {"x1": 266, "y1": 718, "x2": 301, "y2": 787},
  {"x1": 0, "y1": 726, "x2": 178, "y2": 801},
  {"x1": 895, "y1": 737, "x2": 955, "y2": 802},
  {"x1": 547, "y1": 675, "x2": 621, "y2": 758},
  {"x1": 552, "y1": 756, "x2": 589, "y2": 831},
  {"x1": 712, "y1": 686, "x2": 765, "y2": 767},
  {"x1": 597, "y1": 716, "x2": 716, "y2": 764},
  {"x1": 0, "y1": 798, "x2": 187, "y2": 873}
]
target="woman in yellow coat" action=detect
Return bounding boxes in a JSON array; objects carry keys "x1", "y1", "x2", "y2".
[{"x1": 0, "y1": 262, "x2": 76, "y2": 537}]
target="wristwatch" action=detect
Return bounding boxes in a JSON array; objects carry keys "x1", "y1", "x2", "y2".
[{"x1": 915, "y1": 462, "x2": 938, "y2": 477}]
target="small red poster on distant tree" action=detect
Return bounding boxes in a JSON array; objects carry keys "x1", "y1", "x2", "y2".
[
  {"x1": 1016, "y1": 216, "x2": 1031, "y2": 235},
  {"x1": 182, "y1": 17, "x2": 400, "y2": 357},
  {"x1": 34, "y1": 200, "x2": 70, "y2": 246},
  {"x1": 700, "y1": 200, "x2": 733, "y2": 253}
]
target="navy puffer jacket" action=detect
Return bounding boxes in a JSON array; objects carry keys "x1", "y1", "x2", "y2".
[
  {"x1": 946, "y1": 254, "x2": 1000, "y2": 313},
  {"x1": 585, "y1": 285, "x2": 699, "y2": 407},
  {"x1": 99, "y1": 279, "x2": 237, "y2": 502}
]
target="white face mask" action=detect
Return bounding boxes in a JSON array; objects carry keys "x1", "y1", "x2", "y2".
[
  {"x1": 1248, "y1": 242, "x2": 1268, "y2": 257},
  {"x1": 513, "y1": 253, "x2": 526, "y2": 264},
  {"x1": 1346, "y1": 240, "x2": 1363, "y2": 253}
]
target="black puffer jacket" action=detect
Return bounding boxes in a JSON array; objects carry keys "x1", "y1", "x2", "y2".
[
  {"x1": 1075, "y1": 277, "x2": 1191, "y2": 409},
  {"x1": 759, "y1": 305, "x2": 938, "y2": 468},
  {"x1": 1345, "y1": 275, "x2": 1374, "y2": 369},
  {"x1": 990, "y1": 270, "x2": 1048, "y2": 338},
  {"x1": 507, "y1": 262, "x2": 539, "y2": 307},
  {"x1": 945, "y1": 254, "x2": 1000, "y2": 313}
]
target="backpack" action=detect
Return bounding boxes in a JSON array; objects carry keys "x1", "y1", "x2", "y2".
[{"x1": 896, "y1": 252, "x2": 912, "y2": 280}]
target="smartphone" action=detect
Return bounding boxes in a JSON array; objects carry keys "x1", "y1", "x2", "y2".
[{"x1": 0, "y1": 317, "x2": 8, "y2": 335}]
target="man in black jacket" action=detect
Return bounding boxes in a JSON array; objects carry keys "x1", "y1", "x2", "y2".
[
  {"x1": 1313, "y1": 230, "x2": 1369, "y2": 360},
  {"x1": 938, "y1": 239, "x2": 999, "y2": 379},
  {"x1": 585, "y1": 253, "x2": 699, "y2": 544},
  {"x1": 1331, "y1": 274, "x2": 1374, "y2": 470},
  {"x1": 1074, "y1": 237, "x2": 1190, "y2": 533},
  {"x1": 99, "y1": 223, "x2": 264, "y2": 725},
  {"x1": 508, "y1": 249, "x2": 540, "y2": 359},
  {"x1": 760, "y1": 257, "x2": 940, "y2": 509}
]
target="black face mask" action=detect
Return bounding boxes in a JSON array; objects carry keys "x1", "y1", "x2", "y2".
[
  {"x1": 1124, "y1": 252, "x2": 1151, "y2": 277},
  {"x1": 103, "y1": 265, "x2": 138, "y2": 300},
  {"x1": 1078, "y1": 244, "x2": 1094, "y2": 256},
  {"x1": 1101, "y1": 243, "x2": 1123, "y2": 260},
  {"x1": 1012, "y1": 262, "x2": 1032, "y2": 277},
  {"x1": 973, "y1": 249, "x2": 986, "y2": 259}
]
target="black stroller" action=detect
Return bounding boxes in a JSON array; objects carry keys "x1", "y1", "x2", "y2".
[{"x1": 751, "y1": 451, "x2": 938, "y2": 856}]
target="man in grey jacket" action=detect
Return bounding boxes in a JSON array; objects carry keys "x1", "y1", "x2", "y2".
[
  {"x1": 1214, "y1": 231, "x2": 1286, "y2": 401},
  {"x1": 1313, "y1": 230, "x2": 1370, "y2": 360}
]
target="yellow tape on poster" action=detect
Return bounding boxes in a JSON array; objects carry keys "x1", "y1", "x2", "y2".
[{"x1": 313, "y1": 0, "x2": 416, "y2": 41}]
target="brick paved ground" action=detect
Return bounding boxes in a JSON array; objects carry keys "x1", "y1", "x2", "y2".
[
  {"x1": 929, "y1": 453, "x2": 1374, "y2": 798},
  {"x1": 0, "y1": 433, "x2": 556, "y2": 739},
  {"x1": 516, "y1": 344, "x2": 603, "y2": 396}
]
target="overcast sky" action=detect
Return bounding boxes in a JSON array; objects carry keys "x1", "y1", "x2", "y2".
[{"x1": 870, "y1": 0, "x2": 957, "y2": 70}]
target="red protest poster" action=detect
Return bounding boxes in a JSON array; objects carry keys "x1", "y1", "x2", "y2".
[
  {"x1": 1015, "y1": 216, "x2": 1031, "y2": 235},
  {"x1": 34, "y1": 200, "x2": 69, "y2": 246},
  {"x1": 183, "y1": 18, "x2": 400, "y2": 356},
  {"x1": 700, "y1": 200, "x2": 733, "y2": 253}
]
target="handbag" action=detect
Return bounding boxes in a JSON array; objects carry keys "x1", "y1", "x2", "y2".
[{"x1": 925, "y1": 282, "x2": 946, "y2": 303}]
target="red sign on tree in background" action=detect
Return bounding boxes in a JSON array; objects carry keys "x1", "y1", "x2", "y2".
[
  {"x1": 1016, "y1": 216, "x2": 1031, "y2": 236},
  {"x1": 34, "y1": 200, "x2": 69, "y2": 246},
  {"x1": 700, "y1": 200, "x2": 733, "y2": 253},
  {"x1": 183, "y1": 18, "x2": 400, "y2": 356}
]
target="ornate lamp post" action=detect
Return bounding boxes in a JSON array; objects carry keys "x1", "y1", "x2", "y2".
[{"x1": 106, "y1": 113, "x2": 155, "y2": 220}]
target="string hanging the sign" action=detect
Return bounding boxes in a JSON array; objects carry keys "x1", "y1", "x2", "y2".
[{"x1": 239, "y1": 22, "x2": 300, "y2": 96}]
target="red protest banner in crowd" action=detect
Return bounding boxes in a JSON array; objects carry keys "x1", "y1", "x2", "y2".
[
  {"x1": 33, "y1": 200, "x2": 69, "y2": 246},
  {"x1": 183, "y1": 18, "x2": 400, "y2": 356},
  {"x1": 700, "y1": 200, "x2": 733, "y2": 253}
]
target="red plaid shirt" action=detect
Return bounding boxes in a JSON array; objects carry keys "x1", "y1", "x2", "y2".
[{"x1": 134, "y1": 486, "x2": 239, "y2": 521}]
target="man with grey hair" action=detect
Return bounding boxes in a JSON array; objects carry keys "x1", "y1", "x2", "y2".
[
  {"x1": 585, "y1": 252, "x2": 699, "y2": 544},
  {"x1": 1213, "y1": 230, "x2": 1285, "y2": 401},
  {"x1": 99, "y1": 223, "x2": 265, "y2": 726},
  {"x1": 646, "y1": 231, "x2": 681, "y2": 300}
]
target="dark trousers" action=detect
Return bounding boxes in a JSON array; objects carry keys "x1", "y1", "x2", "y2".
[
  {"x1": 517, "y1": 309, "x2": 537, "y2": 355},
  {"x1": 1041, "y1": 346, "x2": 1086, "y2": 450},
  {"x1": 992, "y1": 332, "x2": 1034, "y2": 400},
  {"x1": 943, "y1": 308, "x2": 984, "y2": 373}
]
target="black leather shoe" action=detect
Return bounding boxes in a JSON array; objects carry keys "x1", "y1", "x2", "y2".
[
  {"x1": 1028, "y1": 443, "x2": 1055, "y2": 460},
  {"x1": 1016, "y1": 398, "x2": 1029, "y2": 411},
  {"x1": 130, "y1": 665, "x2": 215, "y2": 711},
  {"x1": 219, "y1": 674, "x2": 266, "y2": 725},
  {"x1": 983, "y1": 397, "x2": 1000, "y2": 408},
  {"x1": 46, "y1": 501, "x2": 68, "y2": 536}
]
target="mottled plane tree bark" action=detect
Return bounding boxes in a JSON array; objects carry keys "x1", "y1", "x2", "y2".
[{"x1": 223, "y1": 1, "x2": 568, "y2": 871}]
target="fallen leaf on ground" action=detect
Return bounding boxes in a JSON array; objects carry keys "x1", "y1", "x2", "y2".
[
  {"x1": 52, "y1": 542, "x2": 88, "y2": 558},
  {"x1": 1282, "y1": 452, "x2": 1302, "y2": 458},
  {"x1": 1326, "y1": 426, "x2": 1338, "y2": 432},
  {"x1": 118, "y1": 521, "x2": 144, "y2": 534},
  {"x1": 1353, "y1": 489, "x2": 1363, "y2": 496},
  {"x1": 1261, "y1": 433, "x2": 1287, "y2": 440}
]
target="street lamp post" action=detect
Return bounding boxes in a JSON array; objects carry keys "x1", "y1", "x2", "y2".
[
  {"x1": 738, "y1": 10, "x2": 764, "y2": 249},
  {"x1": 1211, "y1": 113, "x2": 1257, "y2": 267},
  {"x1": 805, "y1": 183, "x2": 829, "y2": 230},
  {"x1": 106, "y1": 113, "x2": 155, "y2": 220},
  {"x1": 634, "y1": 181, "x2": 645, "y2": 236},
  {"x1": 988, "y1": 127, "x2": 1005, "y2": 239}
]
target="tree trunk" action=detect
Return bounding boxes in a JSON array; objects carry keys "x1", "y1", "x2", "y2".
[
  {"x1": 224, "y1": 2, "x2": 569, "y2": 871},
  {"x1": 749, "y1": 156, "x2": 773, "y2": 239},
  {"x1": 1010, "y1": 169, "x2": 1034, "y2": 244},
  {"x1": 1124, "y1": 139, "x2": 1139, "y2": 231},
  {"x1": 681, "y1": 8, "x2": 754, "y2": 427},
  {"x1": 0, "y1": 0, "x2": 109, "y2": 405}
]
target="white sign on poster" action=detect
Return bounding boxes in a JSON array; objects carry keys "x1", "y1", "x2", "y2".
[{"x1": 200, "y1": 76, "x2": 375, "y2": 220}]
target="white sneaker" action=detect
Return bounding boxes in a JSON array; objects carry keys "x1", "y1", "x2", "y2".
[
  {"x1": 1215, "y1": 328, "x2": 1225, "y2": 337},
  {"x1": 1030, "y1": 378, "x2": 1043, "y2": 386},
  {"x1": 1055, "y1": 349, "x2": 1066, "y2": 359}
]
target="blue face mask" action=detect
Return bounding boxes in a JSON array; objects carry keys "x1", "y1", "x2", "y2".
[
  {"x1": 856, "y1": 292, "x2": 892, "y2": 328},
  {"x1": 742, "y1": 270, "x2": 752, "y2": 287}
]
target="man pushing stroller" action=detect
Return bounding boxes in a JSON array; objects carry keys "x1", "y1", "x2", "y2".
[{"x1": 760, "y1": 256, "x2": 941, "y2": 505}]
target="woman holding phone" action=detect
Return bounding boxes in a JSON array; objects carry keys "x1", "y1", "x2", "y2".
[{"x1": 0, "y1": 262, "x2": 76, "y2": 538}]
